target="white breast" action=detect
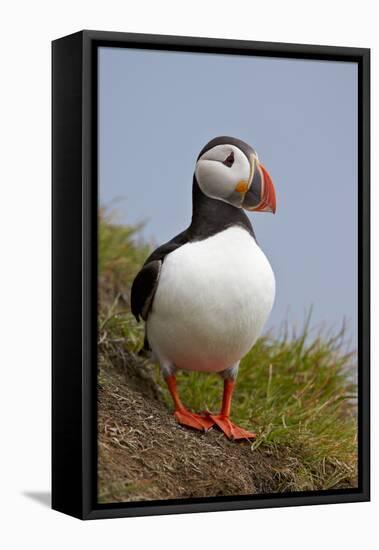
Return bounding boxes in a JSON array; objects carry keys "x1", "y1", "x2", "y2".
[{"x1": 147, "y1": 226, "x2": 275, "y2": 373}]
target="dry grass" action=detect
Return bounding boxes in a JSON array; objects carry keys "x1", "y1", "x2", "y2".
[{"x1": 98, "y1": 358, "x2": 294, "y2": 503}]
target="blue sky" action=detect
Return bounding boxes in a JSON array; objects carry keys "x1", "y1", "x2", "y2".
[{"x1": 99, "y1": 47, "x2": 358, "y2": 346}]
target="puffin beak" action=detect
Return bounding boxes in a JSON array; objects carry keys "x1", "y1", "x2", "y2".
[
  {"x1": 242, "y1": 159, "x2": 276, "y2": 214},
  {"x1": 254, "y1": 163, "x2": 276, "y2": 213}
]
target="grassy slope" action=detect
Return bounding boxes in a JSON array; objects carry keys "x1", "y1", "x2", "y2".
[{"x1": 98, "y1": 212, "x2": 358, "y2": 502}]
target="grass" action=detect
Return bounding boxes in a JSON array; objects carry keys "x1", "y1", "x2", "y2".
[{"x1": 98, "y1": 211, "x2": 358, "y2": 494}]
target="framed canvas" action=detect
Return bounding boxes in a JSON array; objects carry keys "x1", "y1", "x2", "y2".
[{"x1": 52, "y1": 30, "x2": 370, "y2": 520}]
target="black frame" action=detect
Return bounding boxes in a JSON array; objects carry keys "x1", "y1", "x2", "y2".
[{"x1": 52, "y1": 30, "x2": 370, "y2": 520}]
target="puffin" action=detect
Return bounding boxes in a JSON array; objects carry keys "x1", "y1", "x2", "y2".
[{"x1": 131, "y1": 136, "x2": 276, "y2": 440}]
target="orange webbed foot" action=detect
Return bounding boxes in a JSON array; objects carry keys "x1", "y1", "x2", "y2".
[
  {"x1": 208, "y1": 414, "x2": 256, "y2": 440},
  {"x1": 174, "y1": 409, "x2": 215, "y2": 431}
]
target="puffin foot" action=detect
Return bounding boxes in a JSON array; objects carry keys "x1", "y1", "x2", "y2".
[
  {"x1": 174, "y1": 409, "x2": 214, "y2": 432},
  {"x1": 208, "y1": 414, "x2": 256, "y2": 441}
]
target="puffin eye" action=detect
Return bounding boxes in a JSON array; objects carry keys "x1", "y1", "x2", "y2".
[{"x1": 223, "y1": 151, "x2": 234, "y2": 167}]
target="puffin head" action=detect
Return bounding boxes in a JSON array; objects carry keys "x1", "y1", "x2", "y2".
[{"x1": 195, "y1": 136, "x2": 276, "y2": 213}]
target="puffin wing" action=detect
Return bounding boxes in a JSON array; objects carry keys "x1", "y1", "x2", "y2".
[
  {"x1": 130, "y1": 230, "x2": 189, "y2": 322},
  {"x1": 131, "y1": 260, "x2": 162, "y2": 322}
]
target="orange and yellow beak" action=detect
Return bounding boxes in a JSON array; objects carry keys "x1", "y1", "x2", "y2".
[
  {"x1": 254, "y1": 163, "x2": 276, "y2": 213},
  {"x1": 241, "y1": 157, "x2": 276, "y2": 214}
]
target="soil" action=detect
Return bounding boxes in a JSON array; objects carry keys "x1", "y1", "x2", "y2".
[{"x1": 97, "y1": 354, "x2": 301, "y2": 503}]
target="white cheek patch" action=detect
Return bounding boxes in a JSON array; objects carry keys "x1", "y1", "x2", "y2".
[
  {"x1": 195, "y1": 145, "x2": 250, "y2": 203},
  {"x1": 196, "y1": 160, "x2": 235, "y2": 200}
]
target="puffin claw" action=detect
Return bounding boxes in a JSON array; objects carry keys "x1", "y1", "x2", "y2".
[{"x1": 208, "y1": 414, "x2": 256, "y2": 441}]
